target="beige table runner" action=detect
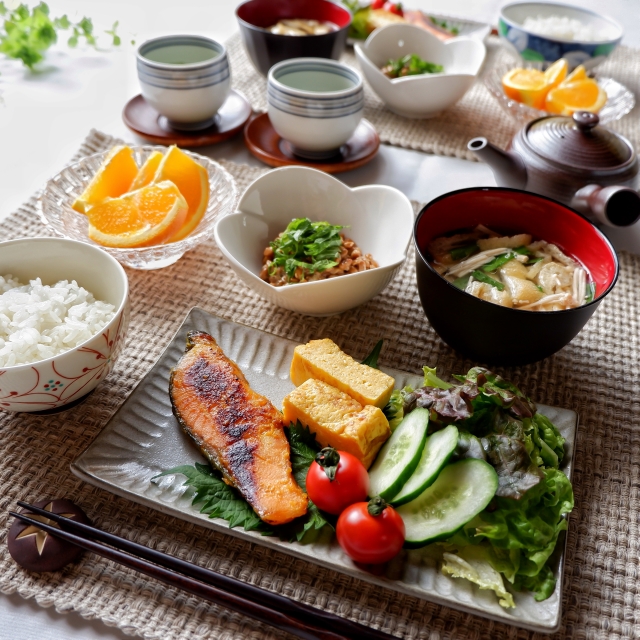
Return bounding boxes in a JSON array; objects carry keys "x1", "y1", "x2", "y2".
[
  {"x1": 1, "y1": 129, "x2": 640, "y2": 640},
  {"x1": 226, "y1": 33, "x2": 640, "y2": 162}
]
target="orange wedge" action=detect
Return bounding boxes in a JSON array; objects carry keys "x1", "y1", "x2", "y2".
[
  {"x1": 72, "y1": 146, "x2": 138, "y2": 214},
  {"x1": 86, "y1": 181, "x2": 188, "y2": 248},
  {"x1": 544, "y1": 58, "x2": 568, "y2": 89},
  {"x1": 563, "y1": 64, "x2": 587, "y2": 84},
  {"x1": 545, "y1": 79, "x2": 607, "y2": 116},
  {"x1": 502, "y1": 68, "x2": 550, "y2": 110},
  {"x1": 152, "y1": 146, "x2": 209, "y2": 241},
  {"x1": 130, "y1": 150, "x2": 164, "y2": 191}
]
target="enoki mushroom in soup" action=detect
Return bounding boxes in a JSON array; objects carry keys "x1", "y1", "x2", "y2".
[{"x1": 427, "y1": 225, "x2": 594, "y2": 311}]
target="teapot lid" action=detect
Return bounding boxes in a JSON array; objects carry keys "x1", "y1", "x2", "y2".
[{"x1": 524, "y1": 111, "x2": 634, "y2": 171}]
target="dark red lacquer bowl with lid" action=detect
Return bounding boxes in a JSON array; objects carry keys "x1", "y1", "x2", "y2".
[
  {"x1": 414, "y1": 188, "x2": 619, "y2": 365},
  {"x1": 236, "y1": 0, "x2": 351, "y2": 76}
]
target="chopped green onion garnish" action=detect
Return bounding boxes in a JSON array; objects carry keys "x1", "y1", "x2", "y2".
[
  {"x1": 585, "y1": 282, "x2": 596, "y2": 303},
  {"x1": 450, "y1": 244, "x2": 478, "y2": 261},
  {"x1": 481, "y1": 252, "x2": 515, "y2": 272},
  {"x1": 472, "y1": 270, "x2": 504, "y2": 291}
]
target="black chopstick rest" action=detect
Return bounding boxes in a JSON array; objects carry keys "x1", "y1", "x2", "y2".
[{"x1": 7, "y1": 498, "x2": 91, "y2": 572}]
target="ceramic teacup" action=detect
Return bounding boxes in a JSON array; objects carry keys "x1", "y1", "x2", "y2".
[
  {"x1": 267, "y1": 58, "x2": 364, "y2": 159},
  {"x1": 137, "y1": 35, "x2": 231, "y2": 131}
]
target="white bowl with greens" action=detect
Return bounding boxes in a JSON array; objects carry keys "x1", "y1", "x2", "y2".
[
  {"x1": 214, "y1": 166, "x2": 414, "y2": 316},
  {"x1": 355, "y1": 23, "x2": 486, "y2": 119}
]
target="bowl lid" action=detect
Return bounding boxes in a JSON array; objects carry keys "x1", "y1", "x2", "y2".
[{"x1": 524, "y1": 111, "x2": 634, "y2": 171}]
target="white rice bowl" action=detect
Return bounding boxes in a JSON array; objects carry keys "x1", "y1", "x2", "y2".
[{"x1": 0, "y1": 275, "x2": 116, "y2": 368}]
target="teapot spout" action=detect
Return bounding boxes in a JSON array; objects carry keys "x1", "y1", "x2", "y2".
[
  {"x1": 571, "y1": 185, "x2": 640, "y2": 227},
  {"x1": 468, "y1": 137, "x2": 527, "y2": 189}
]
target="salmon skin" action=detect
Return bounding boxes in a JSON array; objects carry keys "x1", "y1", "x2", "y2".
[{"x1": 169, "y1": 330, "x2": 308, "y2": 526}]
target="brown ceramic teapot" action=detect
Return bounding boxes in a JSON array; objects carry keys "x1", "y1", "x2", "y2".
[{"x1": 468, "y1": 111, "x2": 640, "y2": 227}]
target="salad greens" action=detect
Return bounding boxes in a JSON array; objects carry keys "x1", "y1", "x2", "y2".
[
  {"x1": 269, "y1": 217, "x2": 345, "y2": 282},
  {"x1": 0, "y1": 2, "x2": 120, "y2": 70},
  {"x1": 153, "y1": 423, "x2": 331, "y2": 542},
  {"x1": 402, "y1": 366, "x2": 573, "y2": 603},
  {"x1": 381, "y1": 53, "x2": 443, "y2": 78},
  {"x1": 429, "y1": 15, "x2": 459, "y2": 35}
]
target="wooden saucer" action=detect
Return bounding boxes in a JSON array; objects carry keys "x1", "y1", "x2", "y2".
[
  {"x1": 244, "y1": 113, "x2": 380, "y2": 173},
  {"x1": 123, "y1": 90, "x2": 252, "y2": 147}
]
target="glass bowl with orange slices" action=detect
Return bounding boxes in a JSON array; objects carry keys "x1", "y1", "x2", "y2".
[
  {"x1": 485, "y1": 57, "x2": 635, "y2": 127},
  {"x1": 38, "y1": 145, "x2": 237, "y2": 270}
]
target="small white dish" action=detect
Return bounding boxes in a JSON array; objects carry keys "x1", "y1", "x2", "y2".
[
  {"x1": 137, "y1": 35, "x2": 231, "y2": 130},
  {"x1": 213, "y1": 166, "x2": 414, "y2": 316},
  {"x1": 355, "y1": 24, "x2": 486, "y2": 119},
  {"x1": 0, "y1": 238, "x2": 129, "y2": 413},
  {"x1": 267, "y1": 58, "x2": 364, "y2": 159}
]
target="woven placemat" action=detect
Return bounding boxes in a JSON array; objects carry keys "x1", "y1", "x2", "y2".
[
  {"x1": 1, "y1": 129, "x2": 640, "y2": 640},
  {"x1": 226, "y1": 32, "x2": 640, "y2": 162}
]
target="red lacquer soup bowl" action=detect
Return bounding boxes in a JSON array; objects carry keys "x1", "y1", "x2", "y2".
[
  {"x1": 236, "y1": 0, "x2": 351, "y2": 76},
  {"x1": 413, "y1": 187, "x2": 619, "y2": 365}
]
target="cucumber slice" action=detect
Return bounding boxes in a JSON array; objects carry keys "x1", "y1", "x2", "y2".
[
  {"x1": 368, "y1": 408, "x2": 429, "y2": 500},
  {"x1": 398, "y1": 458, "x2": 498, "y2": 548},
  {"x1": 391, "y1": 424, "x2": 459, "y2": 507}
]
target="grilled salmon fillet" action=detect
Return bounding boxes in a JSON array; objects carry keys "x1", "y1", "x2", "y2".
[{"x1": 169, "y1": 330, "x2": 308, "y2": 526}]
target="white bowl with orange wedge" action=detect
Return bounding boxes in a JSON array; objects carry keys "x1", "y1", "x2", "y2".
[
  {"x1": 485, "y1": 57, "x2": 635, "y2": 127},
  {"x1": 39, "y1": 144, "x2": 237, "y2": 270}
]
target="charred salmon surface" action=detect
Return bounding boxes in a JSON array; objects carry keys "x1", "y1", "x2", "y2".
[{"x1": 169, "y1": 330, "x2": 308, "y2": 525}]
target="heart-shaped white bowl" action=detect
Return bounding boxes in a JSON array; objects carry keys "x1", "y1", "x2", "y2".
[
  {"x1": 214, "y1": 166, "x2": 414, "y2": 316},
  {"x1": 355, "y1": 23, "x2": 486, "y2": 119}
]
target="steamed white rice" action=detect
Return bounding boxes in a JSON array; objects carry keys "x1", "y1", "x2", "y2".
[
  {"x1": 0, "y1": 275, "x2": 116, "y2": 368},
  {"x1": 522, "y1": 15, "x2": 612, "y2": 42}
]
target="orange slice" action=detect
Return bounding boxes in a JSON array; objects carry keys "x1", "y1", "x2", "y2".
[
  {"x1": 152, "y1": 146, "x2": 209, "y2": 241},
  {"x1": 501, "y1": 68, "x2": 549, "y2": 110},
  {"x1": 544, "y1": 58, "x2": 568, "y2": 89},
  {"x1": 86, "y1": 181, "x2": 188, "y2": 248},
  {"x1": 562, "y1": 64, "x2": 587, "y2": 85},
  {"x1": 130, "y1": 150, "x2": 164, "y2": 191},
  {"x1": 545, "y1": 79, "x2": 607, "y2": 116},
  {"x1": 72, "y1": 146, "x2": 138, "y2": 214}
]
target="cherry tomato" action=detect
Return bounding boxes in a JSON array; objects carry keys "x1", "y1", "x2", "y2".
[
  {"x1": 370, "y1": 0, "x2": 385, "y2": 8},
  {"x1": 383, "y1": 1, "x2": 404, "y2": 16},
  {"x1": 306, "y1": 448, "x2": 369, "y2": 515},
  {"x1": 336, "y1": 497, "x2": 405, "y2": 564}
]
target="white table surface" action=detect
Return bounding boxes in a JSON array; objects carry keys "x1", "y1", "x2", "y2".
[{"x1": 1, "y1": 1, "x2": 639, "y2": 638}]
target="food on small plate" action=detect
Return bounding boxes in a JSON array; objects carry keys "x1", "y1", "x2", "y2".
[
  {"x1": 87, "y1": 181, "x2": 188, "y2": 248},
  {"x1": 502, "y1": 59, "x2": 607, "y2": 115},
  {"x1": 305, "y1": 447, "x2": 369, "y2": 515},
  {"x1": 522, "y1": 15, "x2": 613, "y2": 41},
  {"x1": 72, "y1": 145, "x2": 210, "y2": 248},
  {"x1": 381, "y1": 54, "x2": 443, "y2": 78},
  {"x1": 343, "y1": 1, "x2": 461, "y2": 40},
  {"x1": 283, "y1": 378, "x2": 391, "y2": 468},
  {"x1": 169, "y1": 330, "x2": 308, "y2": 526},
  {"x1": 0, "y1": 275, "x2": 115, "y2": 367},
  {"x1": 427, "y1": 225, "x2": 594, "y2": 311},
  {"x1": 290, "y1": 338, "x2": 395, "y2": 408},
  {"x1": 336, "y1": 497, "x2": 405, "y2": 564},
  {"x1": 268, "y1": 19, "x2": 337, "y2": 36},
  {"x1": 72, "y1": 145, "x2": 138, "y2": 214},
  {"x1": 259, "y1": 218, "x2": 378, "y2": 286}
]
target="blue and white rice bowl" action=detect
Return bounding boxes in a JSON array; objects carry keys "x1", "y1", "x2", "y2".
[
  {"x1": 137, "y1": 35, "x2": 231, "y2": 130},
  {"x1": 267, "y1": 58, "x2": 364, "y2": 159},
  {"x1": 499, "y1": 2, "x2": 623, "y2": 70}
]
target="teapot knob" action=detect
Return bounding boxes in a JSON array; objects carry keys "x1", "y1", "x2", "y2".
[{"x1": 573, "y1": 111, "x2": 599, "y2": 131}]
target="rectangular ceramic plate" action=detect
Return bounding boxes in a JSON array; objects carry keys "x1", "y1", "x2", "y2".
[{"x1": 72, "y1": 307, "x2": 576, "y2": 634}]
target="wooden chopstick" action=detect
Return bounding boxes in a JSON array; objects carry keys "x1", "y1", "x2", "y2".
[{"x1": 11, "y1": 504, "x2": 399, "y2": 640}]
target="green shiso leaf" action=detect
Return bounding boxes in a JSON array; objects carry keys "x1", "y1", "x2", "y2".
[{"x1": 152, "y1": 422, "x2": 332, "y2": 542}]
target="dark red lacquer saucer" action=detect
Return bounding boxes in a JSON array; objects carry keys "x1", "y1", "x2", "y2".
[
  {"x1": 244, "y1": 113, "x2": 379, "y2": 174},
  {"x1": 123, "y1": 90, "x2": 252, "y2": 147}
]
